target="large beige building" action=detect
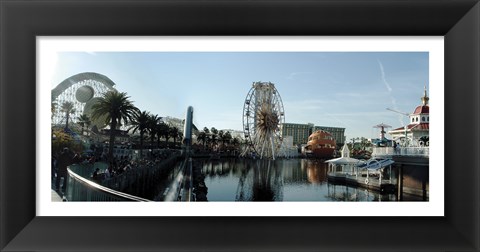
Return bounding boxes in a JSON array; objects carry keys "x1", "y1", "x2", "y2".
[{"x1": 282, "y1": 123, "x2": 314, "y2": 146}]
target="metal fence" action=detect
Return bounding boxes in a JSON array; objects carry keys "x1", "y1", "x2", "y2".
[
  {"x1": 66, "y1": 153, "x2": 182, "y2": 201},
  {"x1": 66, "y1": 163, "x2": 150, "y2": 201},
  {"x1": 100, "y1": 155, "x2": 182, "y2": 200}
]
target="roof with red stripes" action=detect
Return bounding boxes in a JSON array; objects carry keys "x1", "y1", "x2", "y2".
[
  {"x1": 391, "y1": 123, "x2": 429, "y2": 132},
  {"x1": 413, "y1": 105, "x2": 429, "y2": 114}
]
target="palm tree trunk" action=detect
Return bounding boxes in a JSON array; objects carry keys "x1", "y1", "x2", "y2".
[
  {"x1": 109, "y1": 119, "x2": 117, "y2": 162},
  {"x1": 165, "y1": 135, "x2": 169, "y2": 148},
  {"x1": 140, "y1": 132, "x2": 144, "y2": 158},
  {"x1": 65, "y1": 112, "x2": 69, "y2": 129}
]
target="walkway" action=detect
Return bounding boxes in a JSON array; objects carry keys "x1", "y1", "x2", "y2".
[
  {"x1": 51, "y1": 178, "x2": 66, "y2": 201},
  {"x1": 51, "y1": 189, "x2": 65, "y2": 202}
]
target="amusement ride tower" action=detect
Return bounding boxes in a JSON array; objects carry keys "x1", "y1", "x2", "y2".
[{"x1": 242, "y1": 82, "x2": 285, "y2": 160}]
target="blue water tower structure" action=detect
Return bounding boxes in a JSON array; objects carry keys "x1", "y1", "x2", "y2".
[{"x1": 183, "y1": 106, "x2": 194, "y2": 153}]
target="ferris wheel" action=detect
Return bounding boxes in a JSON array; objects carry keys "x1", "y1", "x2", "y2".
[{"x1": 242, "y1": 82, "x2": 285, "y2": 159}]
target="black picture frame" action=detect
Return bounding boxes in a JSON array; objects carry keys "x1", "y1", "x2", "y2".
[{"x1": 1, "y1": 0, "x2": 479, "y2": 251}]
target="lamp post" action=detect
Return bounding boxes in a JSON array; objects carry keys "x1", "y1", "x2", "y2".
[{"x1": 404, "y1": 126, "x2": 408, "y2": 147}]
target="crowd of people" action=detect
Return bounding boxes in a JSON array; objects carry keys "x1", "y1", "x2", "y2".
[
  {"x1": 91, "y1": 149, "x2": 181, "y2": 183},
  {"x1": 51, "y1": 147, "x2": 87, "y2": 193},
  {"x1": 52, "y1": 147, "x2": 181, "y2": 192}
]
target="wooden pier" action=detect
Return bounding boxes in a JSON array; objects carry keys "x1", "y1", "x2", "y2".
[
  {"x1": 327, "y1": 173, "x2": 397, "y2": 194},
  {"x1": 327, "y1": 154, "x2": 428, "y2": 199}
]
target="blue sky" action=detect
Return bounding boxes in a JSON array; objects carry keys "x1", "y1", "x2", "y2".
[{"x1": 50, "y1": 52, "x2": 428, "y2": 140}]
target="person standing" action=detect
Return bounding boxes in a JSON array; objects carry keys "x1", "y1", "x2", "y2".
[
  {"x1": 56, "y1": 147, "x2": 73, "y2": 193},
  {"x1": 51, "y1": 155, "x2": 57, "y2": 183},
  {"x1": 393, "y1": 141, "x2": 399, "y2": 154}
]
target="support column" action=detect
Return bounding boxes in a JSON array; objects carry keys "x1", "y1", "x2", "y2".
[
  {"x1": 389, "y1": 166, "x2": 392, "y2": 183},
  {"x1": 397, "y1": 164, "x2": 403, "y2": 201},
  {"x1": 379, "y1": 170, "x2": 382, "y2": 186},
  {"x1": 422, "y1": 179, "x2": 427, "y2": 201}
]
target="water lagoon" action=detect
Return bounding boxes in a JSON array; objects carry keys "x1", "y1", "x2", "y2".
[{"x1": 197, "y1": 158, "x2": 399, "y2": 202}]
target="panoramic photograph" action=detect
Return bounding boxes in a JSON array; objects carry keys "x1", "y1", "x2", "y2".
[{"x1": 50, "y1": 51, "x2": 430, "y2": 202}]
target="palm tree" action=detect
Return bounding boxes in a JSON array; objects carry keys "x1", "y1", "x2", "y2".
[
  {"x1": 156, "y1": 122, "x2": 170, "y2": 148},
  {"x1": 155, "y1": 122, "x2": 165, "y2": 148},
  {"x1": 91, "y1": 90, "x2": 138, "y2": 162},
  {"x1": 201, "y1": 127, "x2": 210, "y2": 149},
  {"x1": 170, "y1": 127, "x2": 180, "y2": 147},
  {"x1": 76, "y1": 114, "x2": 91, "y2": 136},
  {"x1": 61, "y1": 101, "x2": 75, "y2": 130},
  {"x1": 129, "y1": 110, "x2": 150, "y2": 158},
  {"x1": 197, "y1": 131, "x2": 207, "y2": 148},
  {"x1": 203, "y1": 127, "x2": 210, "y2": 135},
  {"x1": 51, "y1": 101, "x2": 57, "y2": 120},
  {"x1": 222, "y1": 131, "x2": 232, "y2": 147},
  {"x1": 218, "y1": 130, "x2": 224, "y2": 148},
  {"x1": 210, "y1": 127, "x2": 218, "y2": 149},
  {"x1": 231, "y1": 137, "x2": 241, "y2": 154},
  {"x1": 148, "y1": 114, "x2": 161, "y2": 148},
  {"x1": 232, "y1": 137, "x2": 240, "y2": 147}
]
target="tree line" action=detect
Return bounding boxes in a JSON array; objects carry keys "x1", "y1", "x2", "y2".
[
  {"x1": 195, "y1": 127, "x2": 241, "y2": 151},
  {"x1": 52, "y1": 90, "x2": 241, "y2": 161}
]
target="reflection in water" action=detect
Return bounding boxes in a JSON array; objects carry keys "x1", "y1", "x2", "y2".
[
  {"x1": 236, "y1": 159, "x2": 284, "y2": 201},
  {"x1": 327, "y1": 184, "x2": 397, "y2": 201},
  {"x1": 303, "y1": 159, "x2": 328, "y2": 184},
  {"x1": 198, "y1": 158, "x2": 397, "y2": 202}
]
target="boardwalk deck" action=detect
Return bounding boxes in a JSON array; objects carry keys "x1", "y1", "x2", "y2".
[{"x1": 327, "y1": 173, "x2": 397, "y2": 193}]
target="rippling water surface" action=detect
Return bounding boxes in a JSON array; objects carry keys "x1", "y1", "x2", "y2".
[{"x1": 198, "y1": 158, "x2": 399, "y2": 202}]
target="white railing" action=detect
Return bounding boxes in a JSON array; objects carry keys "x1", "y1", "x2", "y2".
[
  {"x1": 372, "y1": 147, "x2": 429, "y2": 157},
  {"x1": 67, "y1": 165, "x2": 151, "y2": 202}
]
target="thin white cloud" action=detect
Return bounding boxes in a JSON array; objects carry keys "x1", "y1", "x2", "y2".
[
  {"x1": 378, "y1": 60, "x2": 392, "y2": 92},
  {"x1": 378, "y1": 59, "x2": 405, "y2": 126}
]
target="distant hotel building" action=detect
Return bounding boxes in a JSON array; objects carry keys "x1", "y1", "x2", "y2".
[
  {"x1": 282, "y1": 123, "x2": 346, "y2": 146},
  {"x1": 282, "y1": 123, "x2": 313, "y2": 146}
]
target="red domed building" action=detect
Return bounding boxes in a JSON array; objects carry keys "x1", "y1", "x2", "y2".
[
  {"x1": 388, "y1": 87, "x2": 430, "y2": 146},
  {"x1": 304, "y1": 130, "x2": 337, "y2": 158}
]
